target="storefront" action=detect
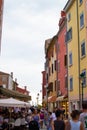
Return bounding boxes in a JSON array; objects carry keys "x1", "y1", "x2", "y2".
[{"x1": 56, "y1": 95, "x2": 68, "y2": 117}]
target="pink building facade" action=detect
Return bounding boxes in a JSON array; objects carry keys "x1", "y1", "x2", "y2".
[{"x1": 56, "y1": 11, "x2": 68, "y2": 114}]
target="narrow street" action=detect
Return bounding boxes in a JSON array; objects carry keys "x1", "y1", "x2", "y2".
[{"x1": 40, "y1": 129, "x2": 47, "y2": 130}]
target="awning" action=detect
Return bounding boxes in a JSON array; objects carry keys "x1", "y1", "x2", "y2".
[
  {"x1": 0, "y1": 87, "x2": 31, "y2": 101},
  {"x1": 56, "y1": 96, "x2": 64, "y2": 101},
  {"x1": 56, "y1": 95, "x2": 68, "y2": 101},
  {"x1": 48, "y1": 95, "x2": 56, "y2": 103}
]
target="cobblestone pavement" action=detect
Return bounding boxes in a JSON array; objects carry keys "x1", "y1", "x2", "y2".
[
  {"x1": 40, "y1": 125, "x2": 47, "y2": 130},
  {"x1": 40, "y1": 128, "x2": 47, "y2": 130}
]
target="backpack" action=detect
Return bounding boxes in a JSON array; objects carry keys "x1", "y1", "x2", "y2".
[{"x1": 29, "y1": 120, "x2": 39, "y2": 130}]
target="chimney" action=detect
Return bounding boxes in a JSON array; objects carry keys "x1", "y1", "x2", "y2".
[
  {"x1": 15, "y1": 78, "x2": 17, "y2": 83},
  {"x1": 24, "y1": 86, "x2": 27, "y2": 90},
  {"x1": 11, "y1": 72, "x2": 13, "y2": 79},
  {"x1": 61, "y1": 10, "x2": 66, "y2": 17}
]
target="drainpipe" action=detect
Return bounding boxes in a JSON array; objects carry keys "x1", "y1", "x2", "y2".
[
  {"x1": 76, "y1": 0, "x2": 81, "y2": 110},
  {"x1": 66, "y1": 20, "x2": 69, "y2": 112}
]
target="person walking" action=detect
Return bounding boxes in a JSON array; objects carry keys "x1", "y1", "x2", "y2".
[
  {"x1": 51, "y1": 108, "x2": 57, "y2": 121},
  {"x1": 47, "y1": 111, "x2": 52, "y2": 130},
  {"x1": 39, "y1": 110, "x2": 44, "y2": 129},
  {"x1": 79, "y1": 101, "x2": 87, "y2": 130},
  {"x1": 31, "y1": 109, "x2": 40, "y2": 129},
  {"x1": 51, "y1": 109, "x2": 65, "y2": 130},
  {"x1": 14, "y1": 113, "x2": 21, "y2": 130},
  {"x1": 65, "y1": 110, "x2": 84, "y2": 130}
]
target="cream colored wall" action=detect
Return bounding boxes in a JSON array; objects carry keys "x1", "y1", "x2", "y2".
[{"x1": 49, "y1": 45, "x2": 57, "y2": 93}]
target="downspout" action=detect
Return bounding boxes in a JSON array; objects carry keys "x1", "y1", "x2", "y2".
[
  {"x1": 66, "y1": 20, "x2": 69, "y2": 112},
  {"x1": 76, "y1": 0, "x2": 81, "y2": 109},
  {"x1": 56, "y1": 35, "x2": 59, "y2": 107}
]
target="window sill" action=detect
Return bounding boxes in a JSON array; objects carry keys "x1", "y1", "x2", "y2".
[
  {"x1": 70, "y1": 89, "x2": 73, "y2": 91},
  {"x1": 81, "y1": 55, "x2": 86, "y2": 59},
  {"x1": 79, "y1": 2, "x2": 83, "y2": 7},
  {"x1": 80, "y1": 25, "x2": 84, "y2": 31},
  {"x1": 69, "y1": 64, "x2": 73, "y2": 67},
  {"x1": 67, "y1": 38, "x2": 72, "y2": 44}
]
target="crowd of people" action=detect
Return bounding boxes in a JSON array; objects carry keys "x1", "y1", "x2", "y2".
[
  {"x1": 0, "y1": 106, "x2": 52, "y2": 130},
  {"x1": 51, "y1": 101, "x2": 87, "y2": 130},
  {"x1": 0, "y1": 101, "x2": 87, "y2": 130}
]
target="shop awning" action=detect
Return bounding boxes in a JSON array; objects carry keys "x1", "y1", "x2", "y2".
[
  {"x1": 48, "y1": 95, "x2": 56, "y2": 103},
  {"x1": 56, "y1": 95, "x2": 68, "y2": 101},
  {"x1": 0, "y1": 87, "x2": 31, "y2": 101}
]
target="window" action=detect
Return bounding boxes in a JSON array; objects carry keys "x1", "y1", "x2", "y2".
[
  {"x1": 49, "y1": 67, "x2": 51, "y2": 76},
  {"x1": 54, "y1": 80, "x2": 56, "y2": 91},
  {"x1": 69, "y1": 52, "x2": 73, "y2": 66},
  {"x1": 54, "y1": 60, "x2": 56, "y2": 70},
  {"x1": 2, "y1": 76, "x2": 7, "y2": 82},
  {"x1": 67, "y1": 12, "x2": 71, "y2": 22},
  {"x1": 64, "y1": 54, "x2": 67, "y2": 66},
  {"x1": 80, "y1": 13, "x2": 84, "y2": 28},
  {"x1": 58, "y1": 80, "x2": 60, "y2": 90},
  {"x1": 81, "y1": 41, "x2": 86, "y2": 57},
  {"x1": 79, "y1": 0, "x2": 83, "y2": 4},
  {"x1": 65, "y1": 76, "x2": 68, "y2": 89},
  {"x1": 70, "y1": 77, "x2": 73, "y2": 90},
  {"x1": 52, "y1": 64, "x2": 53, "y2": 73},
  {"x1": 66, "y1": 28, "x2": 72, "y2": 42},
  {"x1": 58, "y1": 61, "x2": 60, "y2": 72},
  {"x1": 65, "y1": 33, "x2": 67, "y2": 43}
]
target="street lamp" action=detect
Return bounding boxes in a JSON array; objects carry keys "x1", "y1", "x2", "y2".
[
  {"x1": 36, "y1": 93, "x2": 39, "y2": 106},
  {"x1": 80, "y1": 72, "x2": 85, "y2": 106}
]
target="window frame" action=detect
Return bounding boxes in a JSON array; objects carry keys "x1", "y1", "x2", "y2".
[
  {"x1": 80, "y1": 12, "x2": 84, "y2": 29},
  {"x1": 79, "y1": 0, "x2": 83, "y2": 5},
  {"x1": 66, "y1": 27, "x2": 72, "y2": 42},
  {"x1": 67, "y1": 12, "x2": 71, "y2": 22},
  {"x1": 52, "y1": 64, "x2": 54, "y2": 74},
  {"x1": 69, "y1": 76, "x2": 73, "y2": 91},
  {"x1": 81, "y1": 41, "x2": 86, "y2": 58},
  {"x1": 64, "y1": 54, "x2": 67, "y2": 67},
  {"x1": 69, "y1": 52, "x2": 73, "y2": 66}
]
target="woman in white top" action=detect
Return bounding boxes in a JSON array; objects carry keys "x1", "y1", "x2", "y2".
[
  {"x1": 14, "y1": 113, "x2": 21, "y2": 130},
  {"x1": 65, "y1": 110, "x2": 84, "y2": 130}
]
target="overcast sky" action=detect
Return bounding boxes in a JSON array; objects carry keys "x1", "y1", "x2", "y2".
[{"x1": 0, "y1": 0, "x2": 67, "y2": 105}]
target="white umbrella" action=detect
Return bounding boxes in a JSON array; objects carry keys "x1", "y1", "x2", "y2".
[{"x1": 0, "y1": 97, "x2": 29, "y2": 108}]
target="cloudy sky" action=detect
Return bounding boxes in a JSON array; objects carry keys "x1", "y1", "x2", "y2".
[{"x1": 0, "y1": 0, "x2": 67, "y2": 105}]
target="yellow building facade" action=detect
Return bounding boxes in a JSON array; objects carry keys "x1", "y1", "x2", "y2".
[{"x1": 64, "y1": 0, "x2": 87, "y2": 112}]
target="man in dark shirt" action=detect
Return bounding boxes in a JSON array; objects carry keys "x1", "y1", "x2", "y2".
[{"x1": 52, "y1": 109, "x2": 65, "y2": 130}]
